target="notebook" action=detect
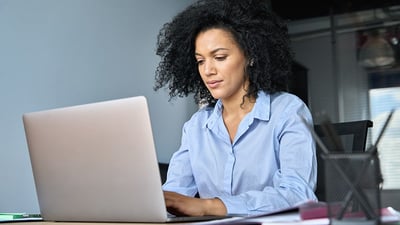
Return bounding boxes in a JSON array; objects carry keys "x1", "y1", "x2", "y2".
[{"x1": 23, "y1": 96, "x2": 236, "y2": 223}]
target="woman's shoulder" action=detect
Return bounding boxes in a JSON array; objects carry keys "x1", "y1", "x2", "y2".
[
  {"x1": 270, "y1": 91, "x2": 306, "y2": 106},
  {"x1": 267, "y1": 91, "x2": 310, "y2": 116}
]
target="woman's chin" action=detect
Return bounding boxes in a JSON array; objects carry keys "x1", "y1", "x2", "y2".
[{"x1": 207, "y1": 90, "x2": 224, "y2": 100}]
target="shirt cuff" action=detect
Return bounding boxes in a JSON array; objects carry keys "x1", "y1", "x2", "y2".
[{"x1": 217, "y1": 194, "x2": 248, "y2": 215}]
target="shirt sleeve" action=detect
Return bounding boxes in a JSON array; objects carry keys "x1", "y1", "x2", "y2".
[{"x1": 162, "y1": 122, "x2": 199, "y2": 197}]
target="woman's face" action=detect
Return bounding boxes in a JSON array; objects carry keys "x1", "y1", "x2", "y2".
[{"x1": 195, "y1": 28, "x2": 249, "y2": 102}]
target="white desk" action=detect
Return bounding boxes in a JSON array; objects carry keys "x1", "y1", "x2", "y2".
[
  {"x1": 2, "y1": 209, "x2": 399, "y2": 225},
  {"x1": 1, "y1": 222, "x2": 196, "y2": 225}
]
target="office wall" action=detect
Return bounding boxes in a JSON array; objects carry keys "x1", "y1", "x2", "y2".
[
  {"x1": 291, "y1": 35, "x2": 338, "y2": 122},
  {"x1": 291, "y1": 32, "x2": 369, "y2": 123},
  {"x1": 289, "y1": 16, "x2": 371, "y2": 124},
  {"x1": 0, "y1": 0, "x2": 197, "y2": 213}
]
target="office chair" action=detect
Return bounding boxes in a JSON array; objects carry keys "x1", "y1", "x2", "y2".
[
  {"x1": 158, "y1": 162, "x2": 169, "y2": 184},
  {"x1": 314, "y1": 120, "x2": 373, "y2": 201}
]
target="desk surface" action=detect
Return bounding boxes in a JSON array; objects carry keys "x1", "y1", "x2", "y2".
[
  {"x1": 0, "y1": 217, "x2": 244, "y2": 225},
  {"x1": 0, "y1": 214, "x2": 400, "y2": 225},
  {"x1": 2, "y1": 209, "x2": 399, "y2": 225},
  {"x1": 1, "y1": 222, "x2": 189, "y2": 225}
]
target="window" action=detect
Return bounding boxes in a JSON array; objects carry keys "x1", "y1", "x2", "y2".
[{"x1": 368, "y1": 77, "x2": 400, "y2": 189}]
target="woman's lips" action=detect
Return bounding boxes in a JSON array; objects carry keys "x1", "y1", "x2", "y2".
[{"x1": 207, "y1": 80, "x2": 222, "y2": 89}]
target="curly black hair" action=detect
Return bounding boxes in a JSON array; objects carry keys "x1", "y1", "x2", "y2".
[{"x1": 154, "y1": 0, "x2": 293, "y2": 106}]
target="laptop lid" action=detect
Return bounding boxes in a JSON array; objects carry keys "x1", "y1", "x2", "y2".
[{"x1": 23, "y1": 96, "x2": 169, "y2": 222}]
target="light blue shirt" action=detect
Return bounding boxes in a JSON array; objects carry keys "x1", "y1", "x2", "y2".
[{"x1": 162, "y1": 91, "x2": 317, "y2": 215}]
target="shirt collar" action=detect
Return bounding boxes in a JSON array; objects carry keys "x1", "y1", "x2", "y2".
[
  {"x1": 252, "y1": 91, "x2": 271, "y2": 122},
  {"x1": 204, "y1": 91, "x2": 271, "y2": 129},
  {"x1": 204, "y1": 100, "x2": 223, "y2": 130}
]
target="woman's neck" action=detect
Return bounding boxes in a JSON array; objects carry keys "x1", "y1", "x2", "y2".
[
  {"x1": 222, "y1": 95, "x2": 255, "y2": 117},
  {"x1": 221, "y1": 95, "x2": 255, "y2": 143}
]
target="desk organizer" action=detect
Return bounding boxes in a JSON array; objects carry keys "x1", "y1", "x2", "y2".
[{"x1": 323, "y1": 152, "x2": 382, "y2": 225}]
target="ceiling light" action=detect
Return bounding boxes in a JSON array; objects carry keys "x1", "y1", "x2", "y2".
[{"x1": 359, "y1": 29, "x2": 395, "y2": 68}]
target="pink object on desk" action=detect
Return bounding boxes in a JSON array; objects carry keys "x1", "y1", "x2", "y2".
[{"x1": 299, "y1": 201, "x2": 400, "y2": 221}]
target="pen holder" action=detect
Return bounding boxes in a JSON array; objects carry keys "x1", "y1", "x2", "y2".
[{"x1": 322, "y1": 152, "x2": 381, "y2": 225}]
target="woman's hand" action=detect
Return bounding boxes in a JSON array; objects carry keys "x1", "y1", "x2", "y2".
[{"x1": 163, "y1": 191, "x2": 227, "y2": 216}]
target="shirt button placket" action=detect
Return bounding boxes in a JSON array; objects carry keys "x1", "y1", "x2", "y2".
[{"x1": 223, "y1": 145, "x2": 235, "y2": 195}]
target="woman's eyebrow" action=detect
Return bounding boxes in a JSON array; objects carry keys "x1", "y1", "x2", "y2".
[{"x1": 195, "y1": 48, "x2": 229, "y2": 56}]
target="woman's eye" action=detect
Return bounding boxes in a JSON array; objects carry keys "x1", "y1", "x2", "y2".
[
  {"x1": 215, "y1": 56, "x2": 227, "y2": 61},
  {"x1": 196, "y1": 59, "x2": 204, "y2": 65}
]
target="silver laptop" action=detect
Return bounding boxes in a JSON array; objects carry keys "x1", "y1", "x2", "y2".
[{"x1": 23, "y1": 96, "x2": 235, "y2": 223}]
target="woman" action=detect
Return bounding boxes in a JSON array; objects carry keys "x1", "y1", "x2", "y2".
[{"x1": 154, "y1": 0, "x2": 317, "y2": 217}]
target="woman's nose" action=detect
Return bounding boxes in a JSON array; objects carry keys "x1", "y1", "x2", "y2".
[{"x1": 203, "y1": 60, "x2": 216, "y2": 76}]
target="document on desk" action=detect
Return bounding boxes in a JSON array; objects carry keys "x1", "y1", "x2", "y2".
[
  {"x1": 0, "y1": 213, "x2": 42, "y2": 223},
  {"x1": 230, "y1": 202, "x2": 324, "y2": 225},
  {"x1": 243, "y1": 212, "x2": 329, "y2": 225}
]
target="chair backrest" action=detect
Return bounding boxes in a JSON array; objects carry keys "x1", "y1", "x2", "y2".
[
  {"x1": 314, "y1": 120, "x2": 373, "y2": 201},
  {"x1": 158, "y1": 162, "x2": 169, "y2": 184}
]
